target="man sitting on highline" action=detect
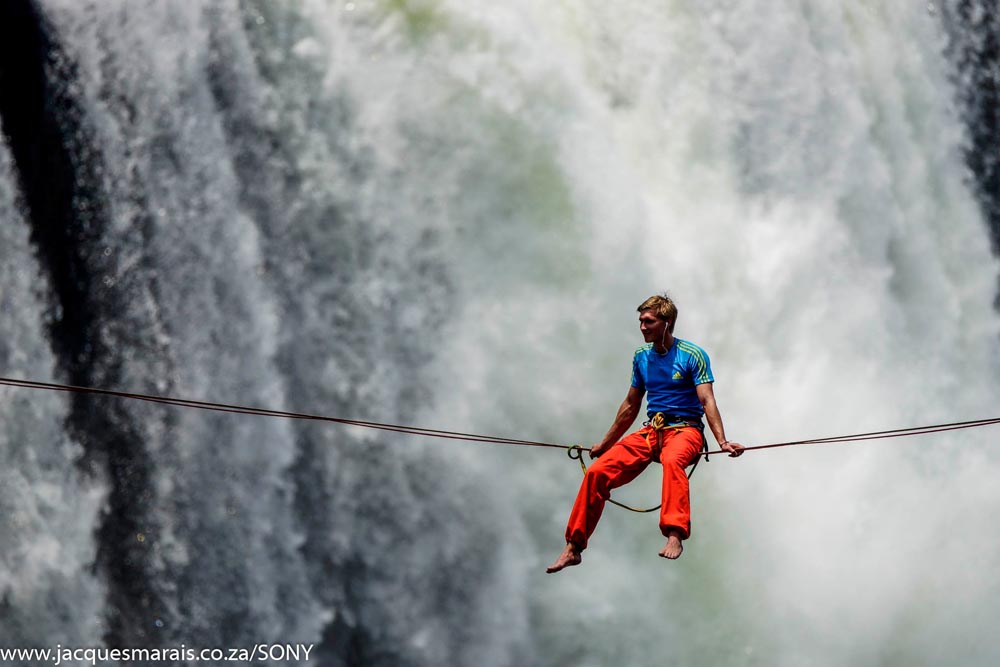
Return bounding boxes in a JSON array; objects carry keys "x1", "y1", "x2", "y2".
[{"x1": 547, "y1": 293, "x2": 744, "y2": 573}]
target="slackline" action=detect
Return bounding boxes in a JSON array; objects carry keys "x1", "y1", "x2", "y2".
[{"x1": 2, "y1": 374, "x2": 999, "y2": 457}]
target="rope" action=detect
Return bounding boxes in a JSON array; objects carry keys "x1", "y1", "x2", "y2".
[
  {"x1": 725, "y1": 416, "x2": 1000, "y2": 454},
  {"x1": 3, "y1": 373, "x2": 1000, "y2": 516},
  {"x1": 647, "y1": 411, "x2": 709, "y2": 475},
  {"x1": 568, "y1": 446, "x2": 659, "y2": 513},
  {"x1": 0, "y1": 376, "x2": 571, "y2": 450}
]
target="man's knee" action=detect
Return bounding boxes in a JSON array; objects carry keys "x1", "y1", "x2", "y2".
[
  {"x1": 584, "y1": 465, "x2": 612, "y2": 489},
  {"x1": 584, "y1": 460, "x2": 626, "y2": 496},
  {"x1": 661, "y1": 451, "x2": 695, "y2": 469}
]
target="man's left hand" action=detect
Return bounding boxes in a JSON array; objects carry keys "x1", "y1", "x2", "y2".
[{"x1": 720, "y1": 441, "x2": 745, "y2": 458}]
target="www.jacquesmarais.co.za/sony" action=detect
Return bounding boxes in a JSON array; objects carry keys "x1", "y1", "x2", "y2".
[{"x1": 0, "y1": 643, "x2": 316, "y2": 665}]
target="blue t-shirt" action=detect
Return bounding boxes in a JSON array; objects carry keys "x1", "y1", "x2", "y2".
[{"x1": 630, "y1": 338, "x2": 714, "y2": 419}]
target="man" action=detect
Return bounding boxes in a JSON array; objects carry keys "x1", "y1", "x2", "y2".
[{"x1": 547, "y1": 293, "x2": 744, "y2": 573}]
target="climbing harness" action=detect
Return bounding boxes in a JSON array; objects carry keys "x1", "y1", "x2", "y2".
[
  {"x1": 645, "y1": 411, "x2": 709, "y2": 478},
  {"x1": 567, "y1": 412, "x2": 709, "y2": 513}
]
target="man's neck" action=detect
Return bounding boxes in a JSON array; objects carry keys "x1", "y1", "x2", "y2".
[{"x1": 654, "y1": 332, "x2": 675, "y2": 354}]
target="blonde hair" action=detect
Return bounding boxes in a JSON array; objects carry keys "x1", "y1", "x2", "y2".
[{"x1": 637, "y1": 293, "x2": 677, "y2": 333}]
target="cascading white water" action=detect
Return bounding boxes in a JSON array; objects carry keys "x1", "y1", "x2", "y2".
[
  {"x1": 2, "y1": 0, "x2": 998, "y2": 664},
  {"x1": 419, "y1": 2, "x2": 1000, "y2": 665},
  {"x1": 0, "y1": 122, "x2": 106, "y2": 649}
]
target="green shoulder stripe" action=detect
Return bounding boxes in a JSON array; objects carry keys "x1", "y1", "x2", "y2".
[{"x1": 677, "y1": 341, "x2": 710, "y2": 382}]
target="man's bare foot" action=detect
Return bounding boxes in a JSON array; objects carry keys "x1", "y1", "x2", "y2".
[
  {"x1": 546, "y1": 542, "x2": 582, "y2": 573},
  {"x1": 658, "y1": 531, "x2": 684, "y2": 560}
]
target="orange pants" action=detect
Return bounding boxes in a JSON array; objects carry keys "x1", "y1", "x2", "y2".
[{"x1": 564, "y1": 425, "x2": 704, "y2": 550}]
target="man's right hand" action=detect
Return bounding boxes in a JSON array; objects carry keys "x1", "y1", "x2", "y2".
[{"x1": 589, "y1": 441, "x2": 612, "y2": 459}]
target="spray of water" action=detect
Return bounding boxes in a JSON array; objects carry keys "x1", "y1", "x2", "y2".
[
  {"x1": 3, "y1": 0, "x2": 998, "y2": 664},
  {"x1": 0, "y1": 126, "x2": 106, "y2": 647}
]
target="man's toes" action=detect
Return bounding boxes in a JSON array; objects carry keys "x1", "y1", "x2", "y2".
[
  {"x1": 658, "y1": 543, "x2": 683, "y2": 559},
  {"x1": 546, "y1": 552, "x2": 581, "y2": 573}
]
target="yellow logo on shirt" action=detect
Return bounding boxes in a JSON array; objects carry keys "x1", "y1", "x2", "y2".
[{"x1": 672, "y1": 371, "x2": 684, "y2": 380}]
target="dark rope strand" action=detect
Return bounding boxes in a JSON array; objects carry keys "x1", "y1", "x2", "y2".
[
  {"x1": 5, "y1": 374, "x2": 1000, "y2": 514},
  {"x1": 0, "y1": 376, "x2": 572, "y2": 450},
  {"x1": 2, "y1": 375, "x2": 999, "y2": 458},
  {"x1": 717, "y1": 417, "x2": 1000, "y2": 456}
]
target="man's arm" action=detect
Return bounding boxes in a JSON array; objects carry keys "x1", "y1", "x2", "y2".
[
  {"x1": 695, "y1": 382, "x2": 744, "y2": 457},
  {"x1": 590, "y1": 385, "x2": 644, "y2": 459}
]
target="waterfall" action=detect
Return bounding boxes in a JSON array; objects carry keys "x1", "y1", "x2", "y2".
[
  {"x1": 0, "y1": 111, "x2": 105, "y2": 651},
  {"x1": 1, "y1": 0, "x2": 998, "y2": 665}
]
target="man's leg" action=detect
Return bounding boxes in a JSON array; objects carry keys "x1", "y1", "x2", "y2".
[
  {"x1": 547, "y1": 428, "x2": 654, "y2": 573},
  {"x1": 657, "y1": 428, "x2": 705, "y2": 560}
]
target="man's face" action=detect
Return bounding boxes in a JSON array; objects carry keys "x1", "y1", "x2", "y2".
[{"x1": 639, "y1": 309, "x2": 668, "y2": 343}]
